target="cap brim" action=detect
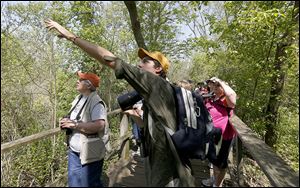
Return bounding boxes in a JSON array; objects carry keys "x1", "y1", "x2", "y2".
[
  {"x1": 77, "y1": 71, "x2": 84, "y2": 78},
  {"x1": 138, "y1": 48, "x2": 152, "y2": 59}
]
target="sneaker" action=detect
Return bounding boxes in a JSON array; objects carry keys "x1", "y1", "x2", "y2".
[
  {"x1": 201, "y1": 177, "x2": 215, "y2": 187},
  {"x1": 208, "y1": 162, "x2": 213, "y2": 169}
]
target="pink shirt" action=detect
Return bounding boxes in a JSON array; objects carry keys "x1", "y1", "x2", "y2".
[{"x1": 205, "y1": 98, "x2": 236, "y2": 140}]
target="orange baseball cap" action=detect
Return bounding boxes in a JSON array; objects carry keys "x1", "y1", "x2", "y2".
[
  {"x1": 77, "y1": 71, "x2": 100, "y2": 87},
  {"x1": 138, "y1": 48, "x2": 170, "y2": 73}
]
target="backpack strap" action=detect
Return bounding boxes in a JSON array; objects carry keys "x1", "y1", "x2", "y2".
[
  {"x1": 171, "y1": 84, "x2": 198, "y2": 130},
  {"x1": 181, "y1": 88, "x2": 197, "y2": 129}
]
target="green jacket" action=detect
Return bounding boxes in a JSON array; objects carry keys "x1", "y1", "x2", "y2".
[{"x1": 114, "y1": 57, "x2": 195, "y2": 187}]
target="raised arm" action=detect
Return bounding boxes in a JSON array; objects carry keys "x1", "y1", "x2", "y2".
[
  {"x1": 210, "y1": 77, "x2": 237, "y2": 108},
  {"x1": 44, "y1": 19, "x2": 116, "y2": 69},
  {"x1": 219, "y1": 80, "x2": 236, "y2": 108}
]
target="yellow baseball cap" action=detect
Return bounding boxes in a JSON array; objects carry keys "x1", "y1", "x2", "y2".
[{"x1": 138, "y1": 48, "x2": 170, "y2": 74}]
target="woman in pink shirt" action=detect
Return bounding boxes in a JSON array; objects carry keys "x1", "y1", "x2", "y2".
[{"x1": 202, "y1": 77, "x2": 237, "y2": 187}]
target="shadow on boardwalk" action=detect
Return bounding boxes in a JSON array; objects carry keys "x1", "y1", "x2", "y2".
[{"x1": 111, "y1": 150, "x2": 213, "y2": 187}]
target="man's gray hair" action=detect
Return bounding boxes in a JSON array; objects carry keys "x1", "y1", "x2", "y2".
[{"x1": 82, "y1": 79, "x2": 96, "y2": 91}]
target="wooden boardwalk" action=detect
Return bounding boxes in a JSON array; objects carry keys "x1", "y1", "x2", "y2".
[{"x1": 114, "y1": 151, "x2": 212, "y2": 187}]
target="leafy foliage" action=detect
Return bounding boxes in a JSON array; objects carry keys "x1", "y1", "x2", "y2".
[{"x1": 1, "y1": 1, "x2": 298, "y2": 186}]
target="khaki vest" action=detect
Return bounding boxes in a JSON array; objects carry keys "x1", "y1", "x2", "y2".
[{"x1": 71, "y1": 91, "x2": 110, "y2": 165}]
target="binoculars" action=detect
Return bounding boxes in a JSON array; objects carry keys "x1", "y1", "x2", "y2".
[
  {"x1": 117, "y1": 90, "x2": 142, "y2": 111},
  {"x1": 201, "y1": 92, "x2": 215, "y2": 99},
  {"x1": 61, "y1": 115, "x2": 72, "y2": 135}
]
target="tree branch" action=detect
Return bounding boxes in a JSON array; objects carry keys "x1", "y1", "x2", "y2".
[{"x1": 124, "y1": 1, "x2": 147, "y2": 50}]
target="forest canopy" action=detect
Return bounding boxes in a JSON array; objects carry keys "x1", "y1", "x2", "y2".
[{"x1": 1, "y1": 1, "x2": 298, "y2": 187}]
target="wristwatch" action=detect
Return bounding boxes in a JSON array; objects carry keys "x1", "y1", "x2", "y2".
[{"x1": 70, "y1": 36, "x2": 79, "y2": 44}]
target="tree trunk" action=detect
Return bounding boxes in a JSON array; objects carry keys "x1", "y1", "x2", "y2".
[
  {"x1": 265, "y1": 1, "x2": 299, "y2": 147},
  {"x1": 265, "y1": 43, "x2": 286, "y2": 147},
  {"x1": 124, "y1": 1, "x2": 148, "y2": 50}
]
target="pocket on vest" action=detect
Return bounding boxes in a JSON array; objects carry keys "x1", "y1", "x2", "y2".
[{"x1": 80, "y1": 138, "x2": 105, "y2": 164}]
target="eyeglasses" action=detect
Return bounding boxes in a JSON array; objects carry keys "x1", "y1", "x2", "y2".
[
  {"x1": 78, "y1": 78, "x2": 90, "y2": 85},
  {"x1": 79, "y1": 78, "x2": 87, "y2": 81},
  {"x1": 142, "y1": 57, "x2": 162, "y2": 69},
  {"x1": 78, "y1": 79, "x2": 94, "y2": 87}
]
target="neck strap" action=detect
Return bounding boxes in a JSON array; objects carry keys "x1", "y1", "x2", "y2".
[{"x1": 67, "y1": 95, "x2": 89, "y2": 120}]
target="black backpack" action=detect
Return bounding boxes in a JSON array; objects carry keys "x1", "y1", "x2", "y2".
[{"x1": 170, "y1": 85, "x2": 217, "y2": 160}]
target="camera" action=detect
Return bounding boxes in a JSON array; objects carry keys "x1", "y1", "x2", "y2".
[{"x1": 117, "y1": 90, "x2": 142, "y2": 111}]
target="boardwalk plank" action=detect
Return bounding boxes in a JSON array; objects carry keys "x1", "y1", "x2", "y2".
[{"x1": 116, "y1": 152, "x2": 211, "y2": 187}]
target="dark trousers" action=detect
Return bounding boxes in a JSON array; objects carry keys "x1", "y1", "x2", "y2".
[{"x1": 207, "y1": 138, "x2": 233, "y2": 169}]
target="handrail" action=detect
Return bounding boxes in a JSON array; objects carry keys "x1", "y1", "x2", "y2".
[
  {"x1": 1, "y1": 108, "x2": 122, "y2": 154},
  {"x1": 107, "y1": 114, "x2": 132, "y2": 186},
  {"x1": 1, "y1": 108, "x2": 130, "y2": 187},
  {"x1": 2, "y1": 109, "x2": 298, "y2": 187},
  {"x1": 230, "y1": 114, "x2": 299, "y2": 187}
]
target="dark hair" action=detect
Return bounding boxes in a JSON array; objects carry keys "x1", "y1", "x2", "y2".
[
  {"x1": 187, "y1": 79, "x2": 193, "y2": 84},
  {"x1": 202, "y1": 85, "x2": 210, "y2": 93},
  {"x1": 152, "y1": 59, "x2": 167, "y2": 79}
]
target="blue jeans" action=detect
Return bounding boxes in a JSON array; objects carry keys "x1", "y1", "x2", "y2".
[
  {"x1": 68, "y1": 149, "x2": 104, "y2": 187},
  {"x1": 132, "y1": 123, "x2": 141, "y2": 140}
]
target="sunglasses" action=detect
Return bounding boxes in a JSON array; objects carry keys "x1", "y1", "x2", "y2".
[{"x1": 141, "y1": 57, "x2": 155, "y2": 64}]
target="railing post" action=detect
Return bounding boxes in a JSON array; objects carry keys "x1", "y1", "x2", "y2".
[
  {"x1": 119, "y1": 114, "x2": 130, "y2": 160},
  {"x1": 107, "y1": 114, "x2": 132, "y2": 187},
  {"x1": 236, "y1": 136, "x2": 244, "y2": 186}
]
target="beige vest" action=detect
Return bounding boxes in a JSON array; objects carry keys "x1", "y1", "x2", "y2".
[{"x1": 71, "y1": 92, "x2": 110, "y2": 165}]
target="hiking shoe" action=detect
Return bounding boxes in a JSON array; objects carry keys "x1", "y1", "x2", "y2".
[{"x1": 201, "y1": 177, "x2": 215, "y2": 187}]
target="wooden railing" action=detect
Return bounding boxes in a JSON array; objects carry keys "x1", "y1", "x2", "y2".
[
  {"x1": 106, "y1": 113, "x2": 133, "y2": 186},
  {"x1": 1, "y1": 109, "x2": 122, "y2": 154},
  {"x1": 229, "y1": 115, "x2": 299, "y2": 187},
  {"x1": 1, "y1": 110, "x2": 299, "y2": 187},
  {"x1": 1, "y1": 108, "x2": 133, "y2": 187}
]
